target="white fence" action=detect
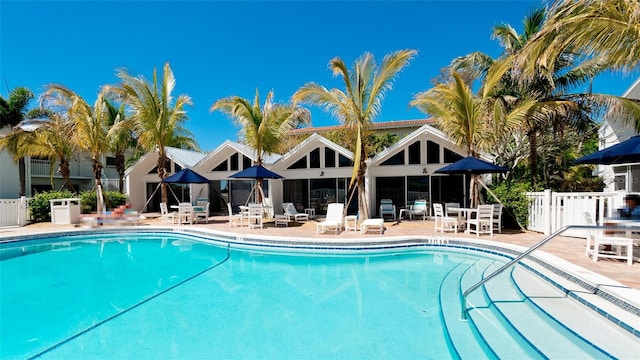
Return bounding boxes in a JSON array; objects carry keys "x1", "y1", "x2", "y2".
[
  {"x1": 0, "y1": 197, "x2": 30, "y2": 227},
  {"x1": 526, "y1": 190, "x2": 625, "y2": 237}
]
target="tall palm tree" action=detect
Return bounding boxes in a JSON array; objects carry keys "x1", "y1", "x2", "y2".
[
  {"x1": 113, "y1": 62, "x2": 197, "y2": 204},
  {"x1": 520, "y1": 0, "x2": 640, "y2": 76},
  {"x1": 410, "y1": 63, "x2": 535, "y2": 206},
  {"x1": 105, "y1": 99, "x2": 134, "y2": 193},
  {"x1": 452, "y1": 7, "x2": 611, "y2": 186},
  {"x1": 293, "y1": 49, "x2": 416, "y2": 219},
  {"x1": 211, "y1": 89, "x2": 310, "y2": 201},
  {"x1": 41, "y1": 84, "x2": 113, "y2": 190},
  {"x1": 0, "y1": 87, "x2": 35, "y2": 196}
]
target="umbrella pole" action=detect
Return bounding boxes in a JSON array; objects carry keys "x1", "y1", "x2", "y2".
[
  {"x1": 139, "y1": 182, "x2": 161, "y2": 213},
  {"x1": 478, "y1": 179, "x2": 525, "y2": 231},
  {"x1": 168, "y1": 185, "x2": 181, "y2": 204}
]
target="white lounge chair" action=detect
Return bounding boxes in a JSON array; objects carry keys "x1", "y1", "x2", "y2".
[
  {"x1": 433, "y1": 203, "x2": 458, "y2": 233},
  {"x1": 379, "y1": 199, "x2": 396, "y2": 220},
  {"x1": 317, "y1": 203, "x2": 344, "y2": 234},
  {"x1": 283, "y1": 202, "x2": 309, "y2": 222},
  {"x1": 361, "y1": 218, "x2": 384, "y2": 234},
  {"x1": 410, "y1": 200, "x2": 428, "y2": 220}
]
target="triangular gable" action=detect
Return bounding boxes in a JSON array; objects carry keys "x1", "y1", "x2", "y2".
[
  {"x1": 272, "y1": 133, "x2": 353, "y2": 171},
  {"x1": 125, "y1": 146, "x2": 206, "y2": 176},
  {"x1": 193, "y1": 140, "x2": 283, "y2": 174},
  {"x1": 369, "y1": 124, "x2": 491, "y2": 166}
]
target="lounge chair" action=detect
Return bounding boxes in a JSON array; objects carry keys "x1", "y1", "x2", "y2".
[
  {"x1": 361, "y1": 218, "x2": 384, "y2": 234},
  {"x1": 317, "y1": 203, "x2": 344, "y2": 234},
  {"x1": 433, "y1": 203, "x2": 458, "y2": 233},
  {"x1": 194, "y1": 202, "x2": 210, "y2": 223},
  {"x1": 379, "y1": 199, "x2": 396, "y2": 220},
  {"x1": 410, "y1": 200, "x2": 428, "y2": 220},
  {"x1": 283, "y1": 202, "x2": 309, "y2": 222}
]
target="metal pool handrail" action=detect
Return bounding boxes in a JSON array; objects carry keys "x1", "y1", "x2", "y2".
[{"x1": 460, "y1": 224, "x2": 637, "y2": 320}]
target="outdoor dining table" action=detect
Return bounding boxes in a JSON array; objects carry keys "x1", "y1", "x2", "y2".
[{"x1": 448, "y1": 207, "x2": 478, "y2": 232}]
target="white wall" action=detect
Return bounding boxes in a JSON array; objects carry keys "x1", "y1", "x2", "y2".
[{"x1": 0, "y1": 149, "x2": 20, "y2": 198}]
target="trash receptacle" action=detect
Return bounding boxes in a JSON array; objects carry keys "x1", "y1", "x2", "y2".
[{"x1": 49, "y1": 198, "x2": 81, "y2": 225}]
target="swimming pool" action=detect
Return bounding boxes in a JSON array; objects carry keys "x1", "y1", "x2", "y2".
[{"x1": 1, "y1": 230, "x2": 638, "y2": 359}]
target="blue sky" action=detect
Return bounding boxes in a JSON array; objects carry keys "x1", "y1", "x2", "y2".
[{"x1": 2, "y1": 0, "x2": 638, "y2": 152}]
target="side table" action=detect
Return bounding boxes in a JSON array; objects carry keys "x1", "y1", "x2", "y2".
[
  {"x1": 344, "y1": 215, "x2": 358, "y2": 232},
  {"x1": 305, "y1": 208, "x2": 316, "y2": 219}
]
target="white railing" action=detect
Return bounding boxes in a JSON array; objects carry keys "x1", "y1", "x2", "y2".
[
  {"x1": 526, "y1": 190, "x2": 624, "y2": 236},
  {"x1": 30, "y1": 159, "x2": 93, "y2": 178},
  {"x1": 0, "y1": 197, "x2": 30, "y2": 227}
]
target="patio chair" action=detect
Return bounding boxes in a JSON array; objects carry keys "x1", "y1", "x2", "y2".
[
  {"x1": 159, "y1": 202, "x2": 176, "y2": 224},
  {"x1": 433, "y1": 203, "x2": 458, "y2": 233},
  {"x1": 410, "y1": 200, "x2": 428, "y2": 220},
  {"x1": 317, "y1": 203, "x2": 344, "y2": 234},
  {"x1": 194, "y1": 202, "x2": 210, "y2": 223},
  {"x1": 584, "y1": 212, "x2": 634, "y2": 265},
  {"x1": 177, "y1": 203, "x2": 195, "y2": 225},
  {"x1": 467, "y1": 205, "x2": 494, "y2": 236},
  {"x1": 283, "y1": 202, "x2": 309, "y2": 222},
  {"x1": 379, "y1": 199, "x2": 396, "y2": 221},
  {"x1": 492, "y1": 204, "x2": 503, "y2": 233},
  {"x1": 247, "y1": 203, "x2": 263, "y2": 229},
  {"x1": 227, "y1": 203, "x2": 243, "y2": 227},
  {"x1": 444, "y1": 202, "x2": 465, "y2": 229}
]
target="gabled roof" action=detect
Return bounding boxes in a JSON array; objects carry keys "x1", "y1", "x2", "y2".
[
  {"x1": 194, "y1": 140, "x2": 281, "y2": 168},
  {"x1": 288, "y1": 118, "x2": 435, "y2": 135},
  {"x1": 125, "y1": 146, "x2": 206, "y2": 176},
  {"x1": 273, "y1": 133, "x2": 353, "y2": 167}
]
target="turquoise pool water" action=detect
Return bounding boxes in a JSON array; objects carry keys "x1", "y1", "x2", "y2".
[{"x1": 0, "y1": 232, "x2": 633, "y2": 359}]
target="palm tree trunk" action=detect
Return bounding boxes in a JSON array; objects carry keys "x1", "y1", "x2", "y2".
[
  {"x1": 357, "y1": 160, "x2": 369, "y2": 219},
  {"x1": 116, "y1": 153, "x2": 125, "y2": 193},
  {"x1": 528, "y1": 130, "x2": 538, "y2": 187},
  {"x1": 92, "y1": 157, "x2": 103, "y2": 188},
  {"x1": 59, "y1": 157, "x2": 75, "y2": 192},
  {"x1": 158, "y1": 154, "x2": 168, "y2": 204},
  {"x1": 18, "y1": 157, "x2": 26, "y2": 196}
]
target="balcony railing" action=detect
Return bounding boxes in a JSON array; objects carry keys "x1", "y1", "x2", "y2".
[{"x1": 31, "y1": 159, "x2": 97, "y2": 179}]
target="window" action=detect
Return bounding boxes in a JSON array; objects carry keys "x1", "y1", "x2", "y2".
[
  {"x1": 230, "y1": 153, "x2": 239, "y2": 171},
  {"x1": 310, "y1": 148, "x2": 320, "y2": 168},
  {"x1": 444, "y1": 148, "x2": 463, "y2": 163},
  {"x1": 212, "y1": 160, "x2": 228, "y2": 172},
  {"x1": 381, "y1": 150, "x2": 405, "y2": 166},
  {"x1": 339, "y1": 154, "x2": 351, "y2": 167},
  {"x1": 408, "y1": 141, "x2": 421, "y2": 164},
  {"x1": 106, "y1": 156, "x2": 117, "y2": 167},
  {"x1": 323, "y1": 148, "x2": 335, "y2": 168},
  {"x1": 174, "y1": 163, "x2": 182, "y2": 172},
  {"x1": 243, "y1": 155, "x2": 252, "y2": 169},
  {"x1": 288, "y1": 156, "x2": 307, "y2": 169},
  {"x1": 426, "y1": 141, "x2": 440, "y2": 164}
]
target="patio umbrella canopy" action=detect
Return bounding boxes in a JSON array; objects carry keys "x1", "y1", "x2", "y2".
[
  {"x1": 435, "y1": 156, "x2": 510, "y2": 174},
  {"x1": 574, "y1": 135, "x2": 640, "y2": 165},
  {"x1": 162, "y1": 168, "x2": 210, "y2": 183},
  {"x1": 229, "y1": 165, "x2": 283, "y2": 179}
]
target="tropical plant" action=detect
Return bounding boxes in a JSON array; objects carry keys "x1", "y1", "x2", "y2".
[
  {"x1": 112, "y1": 62, "x2": 197, "y2": 204},
  {"x1": 28, "y1": 189, "x2": 76, "y2": 222},
  {"x1": 41, "y1": 84, "x2": 114, "y2": 191},
  {"x1": 212, "y1": 89, "x2": 310, "y2": 201},
  {"x1": 0, "y1": 87, "x2": 35, "y2": 196},
  {"x1": 105, "y1": 99, "x2": 135, "y2": 193},
  {"x1": 293, "y1": 49, "x2": 416, "y2": 219},
  {"x1": 520, "y1": 0, "x2": 640, "y2": 76}
]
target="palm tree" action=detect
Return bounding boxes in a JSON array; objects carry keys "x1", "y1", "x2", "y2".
[
  {"x1": 113, "y1": 62, "x2": 197, "y2": 204},
  {"x1": 520, "y1": 0, "x2": 640, "y2": 76},
  {"x1": 41, "y1": 84, "x2": 113, "y2": 190},
  {"x1": 410, "y1": 64, "x2": 534, "y2": 206},
  {"x1": 105, "y1": 100, "x2": 134, "y2": 193},
  {"x1": 0, "y1": 87, "x2": 35, "y2": 196},
  {"x1": 452, "y1": 7, "x2": 613, "y2": 187},
  {"x1": 211, "y1": 89, "x2": 310, "y2": 201},
  {"x1": 293, "y1": 49, "x2": 416, "y2": 219}
]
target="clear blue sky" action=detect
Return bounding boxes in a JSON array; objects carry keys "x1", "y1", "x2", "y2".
[{"x1": 2, "y1": 1, "x2": 638, "y2": 152}]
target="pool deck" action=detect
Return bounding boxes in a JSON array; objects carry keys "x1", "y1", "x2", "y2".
[{"x1": 2, "y1": 215, "x2": 638, "y2": 293}]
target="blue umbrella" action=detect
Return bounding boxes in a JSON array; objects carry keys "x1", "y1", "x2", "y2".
[
  {"x1": 574, "y1": 135, "x2": 640, "y2": 165},
  {"x1": 162, "y1": 168, "x2": 210, "y2": 183},
  {"x1": 435, "y1": 156, "x2": 510, "y2": 174},
  {"x1": 229, "y1": 165, "x2": 283, "y2": 179}
]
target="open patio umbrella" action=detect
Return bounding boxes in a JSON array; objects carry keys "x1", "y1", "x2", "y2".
[
  {"x1": 229, "y1": 165, "x2": 283, "y2": 205},
  {"x1": 435, "y1": 156, "x2": 510, "y2": 208},
  {"x1": 574, "y1": 135, "x2": 640, "y2": 165},
  {"x1": 162, "y1": 168, "x2": 210, "y2": 183}
]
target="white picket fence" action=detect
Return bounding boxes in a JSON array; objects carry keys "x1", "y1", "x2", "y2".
[
  {"x1": 0, "y1": 197, "x2": 31, "y2": 227},
  {"x1": 526, "y1": 190, "x2": 625, "y2": 237}
]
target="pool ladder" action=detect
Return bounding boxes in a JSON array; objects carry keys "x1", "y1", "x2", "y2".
[{"x1": 460, "y1": 224, "x2": 637, "y2": 320}]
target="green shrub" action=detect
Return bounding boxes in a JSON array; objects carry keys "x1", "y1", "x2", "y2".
[
  {"x1": 29, "y1": 190, "x2": 76, "y2": 222},
  {"x1": 487, "y1": 181, "x2": 532, "y2": 229},
  {"x1": 80, "y1": 190, "x2": 128, "y2": 213}
]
